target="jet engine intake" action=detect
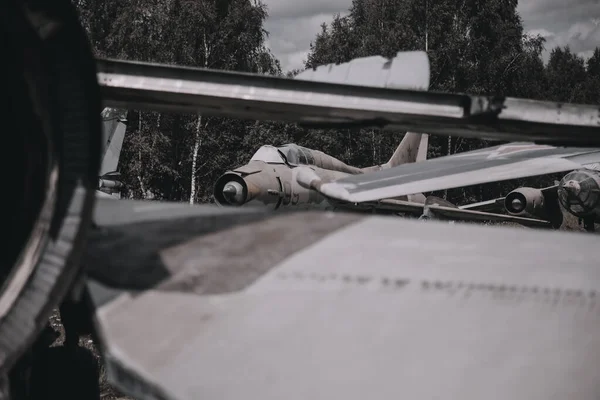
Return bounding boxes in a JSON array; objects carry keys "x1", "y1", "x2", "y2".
[
  {"x1": 98, "y1": 179, "x2": 123, "y2": 189},
  {"x1": 504, "y1": 187, "x2": 563, "y2": 228},
  {"x1": 557, "y1": 169, "x2": 600, "y2": 217},
  {"x1": 214, "y1": 173, "x2": 250, "y2": 206}
]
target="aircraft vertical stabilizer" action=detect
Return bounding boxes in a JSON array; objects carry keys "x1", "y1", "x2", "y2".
[
  {"x1": 100, "y1": 108, "x2": 128, "y2": 176},
  {"x1": 416, "y1": 134, "x2": 429, "y2": 162},
  {"x1": 382, "y1": 132, "x2": 429, "y2": 169}
]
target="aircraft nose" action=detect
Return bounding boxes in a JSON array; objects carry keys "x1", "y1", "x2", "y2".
[{"x1": 222, "y1": 181, "x2": 245, "y2": 205}]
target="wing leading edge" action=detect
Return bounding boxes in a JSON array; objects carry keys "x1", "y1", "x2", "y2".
[
  {"x1": 97, "y1": 57, "x2": 600, "y2": 147},
  {"x1": 295, "y1": 162, "x2": 554, "y2": 228},
  {"x1": 313, "y1": 143, "x2": 600, "y2": 203}
]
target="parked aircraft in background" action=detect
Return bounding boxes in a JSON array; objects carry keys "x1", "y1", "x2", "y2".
[
  {"x1": 308, "y1": 142, "x2": 600, "y2": 231},
  {"x1": 213, "y1": 135, "x2": 556, "y2": 228},
  {"x1": 213, "y1": 133, "x2": 429, "y2": 211}
]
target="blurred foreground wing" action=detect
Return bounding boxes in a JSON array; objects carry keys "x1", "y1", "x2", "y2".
[
  {"x1": 97, "y1": 58, "x2": 600, "y2": 147},
  {"x1": 318, "y1": 143, "x2": 600, "y2": 202},
  {"x1": 86, "y1": 199, "x2": 600, "y2": 400}
]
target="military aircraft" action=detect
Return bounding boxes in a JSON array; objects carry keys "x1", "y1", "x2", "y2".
[
  {"x1": 96, "y1": 108, "x2": 127, "y2": 199},
  {"x1": 212, "y1": 51, "x2": 430, "y2": 212},
  {"x1": 460, "y1": 170, "x2": 600, "y2": 232},
  {"x1": 306, "y1": 142, "x2": 600, "y2": 231},
  {"x1": 4, "y1": 2, "x2": 600, "y2": 400},
  {"x1": 210, "y1": 58, "x2": 561, "y2": 228},
  {"x1": 213, "y1": 137, "x2": 563, "y2": 228},
  {"x1": 214, "y1": 133, "x2": 429, "y2": 210}
]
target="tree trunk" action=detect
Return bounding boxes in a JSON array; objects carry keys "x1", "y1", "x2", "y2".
[
  {"x1": 371, "y1": 130, "x2": 376, "y2": 164},
  {"x1": 137, "y1": 112, "x2": 146, "y2": 199},
  {"x1": 189, "y1": 32, "x2": 210, "y2": 204},
  {"x1": 189, "y1": 115, "x2": 202, "y2": 204},
  {"x1": 425, "y1": 0, "x2": 428, "y2": 52},
  {"x1": 444, "y1": 135, "x2": 452, "y2": 200}
]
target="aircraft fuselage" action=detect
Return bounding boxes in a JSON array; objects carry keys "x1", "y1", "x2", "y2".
[{"x1": 214, "y1": 161, "x2": 425, "y2": 212}]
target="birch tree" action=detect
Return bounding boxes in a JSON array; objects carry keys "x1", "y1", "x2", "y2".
[{"x1": 75, "y1": 0, "x2": 280, "y2": 202}]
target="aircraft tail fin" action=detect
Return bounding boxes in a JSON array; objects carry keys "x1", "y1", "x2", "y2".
[
  {"x1": 416, "y1": 134, "x2": 429, "y2": 162},
  {"x1": 383, "y1": 132, "x2": 428, "y2": 169},
  {"x1": 100, "y1": 108, "x2": 128, "y2": 176}
]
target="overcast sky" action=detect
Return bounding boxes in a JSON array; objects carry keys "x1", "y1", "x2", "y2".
[{"x1": 262, "y1": 0, "x2": 600, "y2": 73}]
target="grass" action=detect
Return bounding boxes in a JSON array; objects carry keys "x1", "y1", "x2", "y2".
[{"x1": 48, "y1": 310, "x2": 131, "y2": 400}]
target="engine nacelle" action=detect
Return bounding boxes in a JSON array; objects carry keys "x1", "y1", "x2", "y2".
[
  {"x1": 504, "y1": 187, "x2": 563, "y2": 228},
  {"x1": 98, "y1": 178, "x2": 123, "y2": 189},
  {"x1": 213, "y1": 171, "x2": 270, "y2": 208},
  {"x1": 504, "y1": 187, "x2": 545, "y2": 216},
  {"x1": 213, "y1": 173, "x2": 251, "y2": 206},
  {"x1": 557, "y1": 169, "x2": 600, "y2": 218}
]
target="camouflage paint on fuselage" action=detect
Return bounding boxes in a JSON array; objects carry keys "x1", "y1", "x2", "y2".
[{"x1": 213, "y1": 134, "x2": 428, "y2": 212}]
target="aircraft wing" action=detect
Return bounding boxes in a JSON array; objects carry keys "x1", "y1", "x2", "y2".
[
  {"x1": 85, "y1": 198, "x2": 600, "y2": 400},
  {"x1": 308, "y1": 143, "x2": 600, "y2": 203},
  {"x1": 97, "y1": 58, "x2": 600, "y2": 147}
]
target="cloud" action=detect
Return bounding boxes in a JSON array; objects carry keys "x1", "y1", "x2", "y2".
[
  {"x1": 518, "y1": 0, "x2": 600, "y2": 31},
  {"x1": 264, "y1": 10, "x2": 350, "y2": 71},
  {"x1": 578, "y1": 49, "x2": 596, "y2": 60},
  {"x1": 263, "y1": 0, "x2": 350, "y2": 19},
  {"x1": 519, "y1": 0, "x2": 600, "y2": 62},
  {"x1": 526, "y1": 20, "x2": 600, "y2": 62},
  {"x1": 526, "y1": 28, "x2": 555, "y2": 39}
]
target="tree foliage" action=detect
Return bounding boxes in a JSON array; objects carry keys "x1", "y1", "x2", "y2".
[
  {"x1": 302, "y1": 0, "x2": 599, "y2": 203},
  {"x1": 73, "y1": 0, "x2": 599, "y2": 206},
  {"x1": 74, "y1": 0, "x2": 281, "y2": 202}
]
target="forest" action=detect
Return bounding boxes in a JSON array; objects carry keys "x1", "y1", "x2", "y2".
[{"x1": 73, "y1": 0, "x2": 600, "y2": 206}]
